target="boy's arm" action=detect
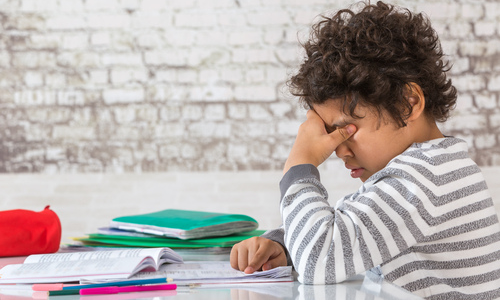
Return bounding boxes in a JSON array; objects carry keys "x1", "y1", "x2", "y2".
[
  {"x1": 280, "y1": 164, "x2": 414, "y2": 284},
  {"x1": 280, "y1": 164, "x2": 361, "y2": 284},
  {"x1": 230, "y1": 110, "x2": 356, "y2": 274}
]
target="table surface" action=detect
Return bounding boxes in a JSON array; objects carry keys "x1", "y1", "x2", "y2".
[
  {"x1": 0, "y1": 255, "x2": 421, "y2": 300},
  {"x1": 0, "y1": 279, "x2": 420, "y2": 300}
]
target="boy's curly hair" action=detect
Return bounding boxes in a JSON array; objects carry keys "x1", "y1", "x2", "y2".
[{"x1": 288, "y1": 1, "x2": 457, "y2": 127}]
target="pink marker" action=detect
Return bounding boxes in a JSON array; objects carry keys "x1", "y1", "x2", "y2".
[
  {"x1": 79, "y1": 284, "x2": 177, "y2": 295},
  {"x1": 32, "y1": 283, "x2": 78, "y2": 291}
]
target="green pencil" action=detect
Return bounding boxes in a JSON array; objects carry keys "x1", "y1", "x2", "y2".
[{"x1": 48, "y1": 289, "x2": 80, "y2": 296}]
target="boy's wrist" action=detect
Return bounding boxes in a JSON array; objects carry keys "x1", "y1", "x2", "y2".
[
  {"x1": 280, "y1": 164, "x2": 320, "y2": 199},
  {"x1": 283, "y1": 157, "x2": 318, "y2": 174},
  {"x1": 283, "y1": 145, "x2": 325, "y2": 174}
]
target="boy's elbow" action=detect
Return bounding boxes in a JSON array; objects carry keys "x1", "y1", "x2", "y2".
[
  {"x1": 294, "y1": 259, "x2": 354, "y2": 285},
  {"x1": 296, "y1": 270, "x2": 349, "y2": 285},
  {"x1": 297, "y1": 277, "x2": 347, "y2": 285}
]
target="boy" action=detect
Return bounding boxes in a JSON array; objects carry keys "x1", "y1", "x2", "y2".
[{"x1": 230, "y1": 1, "x2": 500, "y2": 299}]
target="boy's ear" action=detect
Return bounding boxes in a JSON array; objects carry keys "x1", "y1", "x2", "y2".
[{"x1": 405, "y1": 82, "x2": 425, "y2": 122}]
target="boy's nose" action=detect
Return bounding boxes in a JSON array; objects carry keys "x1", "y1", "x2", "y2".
[{"x1": 335, "y1": 142, "x2": 353, "y2": 160}]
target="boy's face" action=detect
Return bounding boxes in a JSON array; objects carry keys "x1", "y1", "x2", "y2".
[{"x1": 313, "y1": 99, "x2": 412, "y2": 182}]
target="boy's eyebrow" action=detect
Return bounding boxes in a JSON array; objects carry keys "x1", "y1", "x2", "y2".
[
  {"x1": 332, "y1": 121, "x2": 348, "y2": 128},
  {"x1": 311, "y1": 108, "x2": 352, "y2": 132},
  {"x1": 331, "y1": 118, "x2": 351, "y2": 129},
  {"x1": 324, "y1": 119, "x2": 348, "y2": 133}
]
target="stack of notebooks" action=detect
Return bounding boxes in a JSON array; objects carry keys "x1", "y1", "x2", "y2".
[
  {"x1": 73, "y1": 209, "x2": 265, "y2": 255},
  {"x1": 0, "y1": 209, "x2": 295, "y2": 294}
]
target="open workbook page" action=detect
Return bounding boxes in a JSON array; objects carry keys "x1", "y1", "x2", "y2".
[
  {"x1": 119, "y1": 261, "x2": 294, "y2": 285},
  {"x1": 0, "y1": 248, "x2": 182, "y2": 284}
]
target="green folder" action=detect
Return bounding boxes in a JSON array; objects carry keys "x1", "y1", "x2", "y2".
[
  {"x1": 74, "y1": 230, "x2": 266, "y2": 248},
  {"x1": 109, "y1": 209, "x2": 259, "y2": 240}
]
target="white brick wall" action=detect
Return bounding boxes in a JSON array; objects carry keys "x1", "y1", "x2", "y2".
[
  {"x1": 0, "y1": 0, "x2": 498, "y2": 172},
  {"x1": 1, "y1": 1, "x2": 498, "y2": 243}
]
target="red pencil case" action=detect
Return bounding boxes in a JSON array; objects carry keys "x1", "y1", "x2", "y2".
[{"x1": 0, "y1": 206, "x2": 61, "y2": 257}]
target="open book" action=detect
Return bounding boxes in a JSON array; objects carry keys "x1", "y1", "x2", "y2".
[
  {"x1": 0, "y1": 248, "x2": 182, "y2": 284},
  {"x1": 109, "y1": 209, "x2": 259, "y2": 240},
  {"x1": 83, "y1": 261, "x2": 294, "y2": 285}
]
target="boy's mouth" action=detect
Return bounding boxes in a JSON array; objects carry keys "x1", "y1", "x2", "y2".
[
  {"x1": 350, "y1": 168, "x2": 365, "y2": 179},
  {"x1": 346, "y1": 164, "x2": 364, "y2": 179}
]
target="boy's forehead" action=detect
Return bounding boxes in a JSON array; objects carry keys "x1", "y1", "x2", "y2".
[
  {"x1": 313, "y1": 99, "x2": 381, "y2": 127},
  {"x1": 313, "y1": 99, "x2": 355, "y2": 121}
]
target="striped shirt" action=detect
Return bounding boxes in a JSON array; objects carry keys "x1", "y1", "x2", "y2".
[{"x1": 263, "y1": 137, "x2": 500, "y2": 299}]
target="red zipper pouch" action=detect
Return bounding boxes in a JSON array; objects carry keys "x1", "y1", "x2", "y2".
[{"x1": 0, "y1": 206, "x2": 61, "y2": 257}]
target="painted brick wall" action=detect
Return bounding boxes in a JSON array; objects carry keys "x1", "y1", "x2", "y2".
[{"x1": 0, "y1": 0, "x2": 499, "y2": 173}]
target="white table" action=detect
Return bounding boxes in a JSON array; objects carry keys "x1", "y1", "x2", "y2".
[
  {"x1": 0, "y1": 255, "x2": 421, "y2": 300},
  {"x1": 171, "y1": 273, "x2": 422, "y2": 300}
]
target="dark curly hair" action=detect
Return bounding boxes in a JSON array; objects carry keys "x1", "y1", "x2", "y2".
[{"x1": 288, "y1": 1, "x2": 457, "y2": 127}]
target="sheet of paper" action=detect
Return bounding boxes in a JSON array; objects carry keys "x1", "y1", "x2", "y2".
[
  {"x1": 81, "y1": 261, "x2": 293, "y2": 284},
  {"x1": 128, "y1": 261, "x2": 293, "y2": 283},
  {"x1": 25, "y1": 248, "x2": 163, "y2": 264},
  {"x1": 0, "y1": 256, "x2": 150, "y2": 284}
]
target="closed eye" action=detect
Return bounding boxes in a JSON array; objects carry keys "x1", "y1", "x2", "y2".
[
  {"x1": 325, "y1": 124, "x2": 336, "y2": 134},
  {"x1": 326, "y1": 121, "x2": 348, "y2": 134}
]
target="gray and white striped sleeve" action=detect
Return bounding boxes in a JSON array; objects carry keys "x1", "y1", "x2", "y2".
[
  {"x1": 278, "y1": 138, "x2": 500, "y2": 298},
  {"x1": 279, "y1": 164, "x2": 421, "y2": 284}
]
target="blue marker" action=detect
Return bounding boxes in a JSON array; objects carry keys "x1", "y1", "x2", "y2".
[{"x1": 62, "y1": 277, "x2": 172, "y2": 290}]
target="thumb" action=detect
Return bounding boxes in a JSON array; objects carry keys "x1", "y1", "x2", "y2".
[
  {"x1": 261, "y1": 259, "x2": 280, "y2": 271},
  {"x1": 244, "y1": 255, "x2": 268, "y2": 274},
  {"x1": 334, "y1": 124, "x2": 356, "y2": 141},
  {"x1": 261, "y1": 253, "x2": 287, "y2": 271}
]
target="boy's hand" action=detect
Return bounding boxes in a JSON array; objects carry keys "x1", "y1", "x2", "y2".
[
  {"x1": 230, "y1": 237, "x2": 288, "y2": 273},
  {"x1": 283, "y1": 109, "x2": 356, "y2": 174}
]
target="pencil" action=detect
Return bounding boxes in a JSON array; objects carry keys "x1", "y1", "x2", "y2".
[
  {"x1": 47, "y1": 289, "x2": 80, "y2": 296},
  {"x1": 62, "y1": 277, "x2": 172, "y2": 290}
]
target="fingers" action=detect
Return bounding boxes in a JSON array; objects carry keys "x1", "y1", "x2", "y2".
[
  {"x1": 230, "y1": 237, "x2": 287, "y2": 274},
  {"x1": 230, "y1": 237, "x2": 267, "y2": 273},
  {"x1": 306, "y1": 109, "x2": 319, "y2": 119},
  {"x1": 245, "y1": 244, "x2": 273, "y2": 273},
  {"x1": 230, "y1": 242, "x2": 249, "y2": 272},
  {"x1": 305, "y1": 109, "x2": 325, "y2": 125},
  {"x1": 245, "y1": 239, "x2": 288, "y2": 273},
  {"x1": 307, "y1": 109, "x2": 356, "y2": 140}
]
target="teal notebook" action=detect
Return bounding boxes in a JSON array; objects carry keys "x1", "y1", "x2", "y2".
[
  {"x1": 109, "y1": 209, "x2": 259, "y2": 240},
  {"x1": 74, "y1": 230, "x2": 266, "y2": 248}
]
